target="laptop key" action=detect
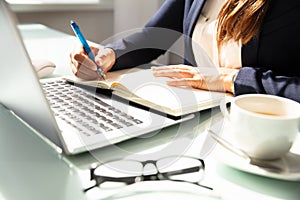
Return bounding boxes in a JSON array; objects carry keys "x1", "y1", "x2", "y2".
[{"x1": 42, "y1": 79, "x2": 143, "y2": 137}]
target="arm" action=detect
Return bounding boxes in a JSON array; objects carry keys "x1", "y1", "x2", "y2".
[
  {"x1": 106, "y1": 0, "x2": 185, "y2": 71},
  {"x1": 234, "y1": 67, "x2": 300, "y2": 103},
  {"x1": 69, "y1": 0, "x2": 185, "y2": 80}
]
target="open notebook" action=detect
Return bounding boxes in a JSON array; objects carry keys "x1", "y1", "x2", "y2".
[{"x1": 64, "y1": 68, "x2": 227, "y2": 116}]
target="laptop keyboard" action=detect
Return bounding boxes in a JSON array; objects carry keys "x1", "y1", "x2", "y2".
[{"x1": 41, "y1": 80, "x2": 143, "y2": 137}]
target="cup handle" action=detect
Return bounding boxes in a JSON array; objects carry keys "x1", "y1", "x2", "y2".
[{"x1": 220, "y1": 96, "x2": 233, "y2": 121}]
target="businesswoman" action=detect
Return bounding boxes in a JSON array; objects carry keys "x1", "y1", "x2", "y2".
[{"x1": 70, "y1": 0, "x2": 300, "y2": 103}]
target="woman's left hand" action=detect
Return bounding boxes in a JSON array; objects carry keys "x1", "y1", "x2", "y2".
[{"x1": 151, "y1": 65, "x2": 239, "y2": 94}]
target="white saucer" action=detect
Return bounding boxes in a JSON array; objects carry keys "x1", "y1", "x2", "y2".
[{"x1": 214, "y1": 124, "x2": 300, "y2": 181}]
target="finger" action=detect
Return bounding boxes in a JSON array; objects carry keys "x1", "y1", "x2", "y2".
[
  {"x1": 75, "y1": 63, "x2": 99, "y2": 80},
  {"x1": 95, "y1": 49, "x2": 115, "y2": 73},
  {"x1": 71, "y1": 61, "x2": 97, "y2": 79},
  {"x1": 70, "y1": 45, "x2": 85, "y2": 62},
  {"x1": 74, "y1": 53, "x2": 97, "y2": 71},
  {"x1": 98, "y1": 60, "x2": 113, "y2": 74},
  {"x1": 76, "y1": 70, "x2": 99, "y2": 80},
  {"x1": 151, "y1": 65, "x2": 192, "y2": 71},
  {"x1": 152, "y1": 69, "x2": 194, "y2": 78},
  {"x1": 70, "y1": 62, "x2": 78, "y2": 76},
  {"x1": 167, "y1": 78, "x2": 204, "y2": 89},
  {"x1": 71, "y1": 55, "x2": 100, "y2": 79},
  {"x1": 90, "y1": 46, "x2": 100, "y2": 56},
  {"x1": 96, "y1": 51, "x2": 115, "y2": 73},
  {"x1": 70, "y1": 44, "x2": 98, "y2": 71}
]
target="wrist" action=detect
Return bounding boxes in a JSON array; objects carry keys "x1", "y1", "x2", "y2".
[{"x1": 225, "y1": 71, "x2": 238, "y2": 94}]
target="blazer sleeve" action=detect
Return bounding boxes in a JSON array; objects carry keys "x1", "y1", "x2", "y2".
[
  {"x1": 234, "y1": 67, "x2": 300, "y2": 103},
  {"x1": 105, "y1": 0, "x2": 185, "y2": 71}
]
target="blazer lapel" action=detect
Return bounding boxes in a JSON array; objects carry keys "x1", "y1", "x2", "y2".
[{"x1": 184, "y1": 0, "x2": 206, "y2": 36}]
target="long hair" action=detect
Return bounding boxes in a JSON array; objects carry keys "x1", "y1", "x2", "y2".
[{"x1": 217, "y1": 0, "x2": 270, "y2": 49}]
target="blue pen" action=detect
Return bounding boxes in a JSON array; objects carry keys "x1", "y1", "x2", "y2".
[{"x1": 70, "y1": 20, "x2": 105, "y2": 80}]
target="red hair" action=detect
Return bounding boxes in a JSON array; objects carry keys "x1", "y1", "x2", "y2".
[{"x1": 217, "y1": 0, "x2": 270, "y2": 49}]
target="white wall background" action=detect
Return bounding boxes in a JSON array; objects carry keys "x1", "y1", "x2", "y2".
[
  {"x1": 16, "y1": 8, "x2": 114, "y2": 44},
  {"x1": 15, "y1": 0, "x2": 162, "y2": 42},
  {"x1": 15, "y1": 0, "x2": 181, "y2": 64},
  {"x1": 113, "y1": 0, "x2": 163, "y2": 34}
]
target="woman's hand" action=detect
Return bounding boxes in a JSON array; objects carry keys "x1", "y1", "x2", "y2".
[
  {"x1": 151, "y1": 65, "x2": 239, "y2": 94},
  {"x1": 69, "y1": 45, "x2": 116, "y2": 80}
]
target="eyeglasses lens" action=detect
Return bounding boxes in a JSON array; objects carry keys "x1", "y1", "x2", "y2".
[
  {"x1": 94, "y1": 160, "x2": 143, "y2": 178},
  {"x1": 157, "y1": 157, "x2": 204, "y2": 183}
]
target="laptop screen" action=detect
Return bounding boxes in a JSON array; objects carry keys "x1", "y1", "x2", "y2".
[{"x1": 0, "y1": 1, "x2": 62, "y2": 147}]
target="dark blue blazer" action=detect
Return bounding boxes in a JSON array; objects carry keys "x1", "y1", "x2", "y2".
[{"x1": 106, "y1": 0, "x2": 300, "y2": 102}]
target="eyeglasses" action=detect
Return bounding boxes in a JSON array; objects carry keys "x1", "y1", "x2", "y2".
[{"x1": 84, "y1": 155, "x2": 213, "y2": 192}]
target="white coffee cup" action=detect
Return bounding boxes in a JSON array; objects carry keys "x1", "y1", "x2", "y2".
[{"x1": 221, "y1": 94, "x2": 300, "y2": 160}]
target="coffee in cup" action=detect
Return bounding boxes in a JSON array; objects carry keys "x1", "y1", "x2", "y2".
[{"x1": 221, "y1": 94, "x2": 300, "y2": 160}]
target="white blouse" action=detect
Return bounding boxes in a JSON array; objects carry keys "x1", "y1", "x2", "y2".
[{"x1": 192, "y1": 0, "x2": 242, "y2": 69}]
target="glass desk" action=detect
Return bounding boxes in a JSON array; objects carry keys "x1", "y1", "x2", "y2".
[{"x1": 1, "y1": 24, "x2": 300, "y2": 200}]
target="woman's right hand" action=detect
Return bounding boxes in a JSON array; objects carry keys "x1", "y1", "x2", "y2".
[{"x1": 69, "y1": 45, "x2": 116, "y2": 80}]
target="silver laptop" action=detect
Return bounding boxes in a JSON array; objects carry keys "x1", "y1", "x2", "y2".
[{"x1": 0, "y1": 1, "x2": 194, "y2": 155}]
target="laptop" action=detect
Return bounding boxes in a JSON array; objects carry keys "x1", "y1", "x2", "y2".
[{"x1": 0, "y1": 1, "x2": 194, "y2": 155}]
